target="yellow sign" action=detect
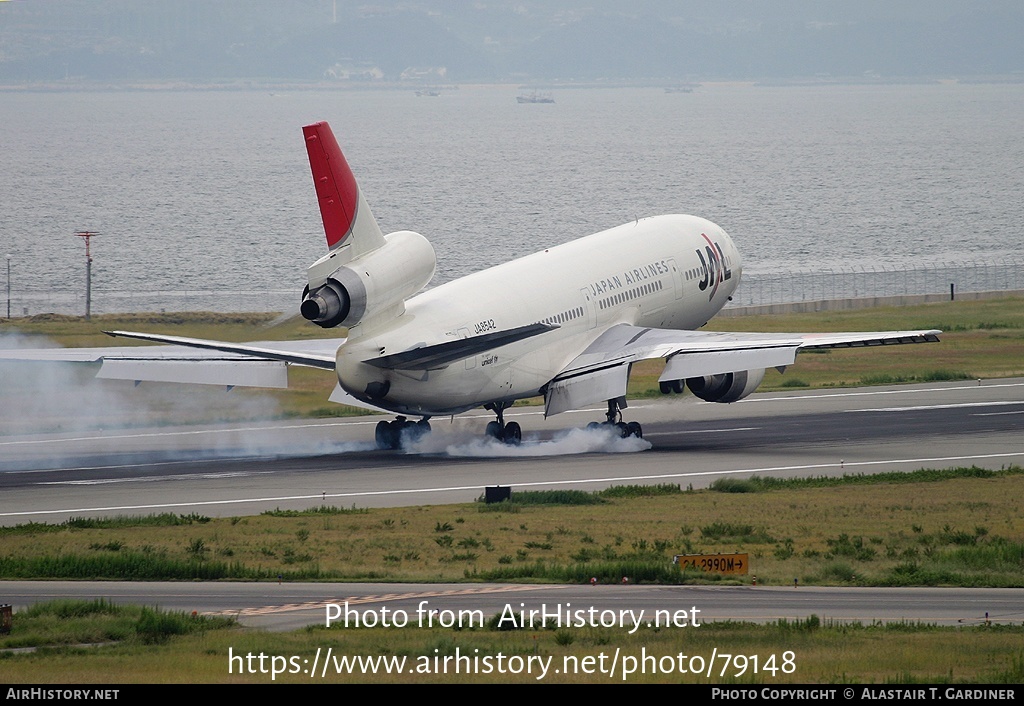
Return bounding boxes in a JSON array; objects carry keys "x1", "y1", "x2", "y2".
[{"x1": 674, "y1": 553, "x2": 749, "y2": 575}]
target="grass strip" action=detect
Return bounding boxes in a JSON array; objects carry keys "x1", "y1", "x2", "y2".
[
  {"x1": 2, "y1": 607, "x2": 1022, "y2": 683},
  {"x1": 1, "y1": 467, "x2": 1022, "y2": 587}
]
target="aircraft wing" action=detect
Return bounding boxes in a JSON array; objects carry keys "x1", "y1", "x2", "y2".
[
  {"x1": 0, "y1": 332, "x2": 342, "y2": 389},
  {"x1": 543, "y1": 324, "x2": 941, "y2": 416}
]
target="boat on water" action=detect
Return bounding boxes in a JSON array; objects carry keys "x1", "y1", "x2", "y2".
[{"x1": 517, "y1": 91, "x2": 554, "y2": 104}]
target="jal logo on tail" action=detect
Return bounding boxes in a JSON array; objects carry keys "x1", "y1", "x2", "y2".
[{"x1": 696, "y1": 234, "x2": 732, "y2": 301}]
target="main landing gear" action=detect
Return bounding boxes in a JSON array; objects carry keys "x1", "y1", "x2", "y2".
[
  {"x1": 375, "y1": 416, "x2": 431, "y2": 450},
  {"x1": 587, "y1": 398, "x2": 643, "y2": 439},
  {"x1": 483, "y1": 402, "x2": 521, "y2": 445}
]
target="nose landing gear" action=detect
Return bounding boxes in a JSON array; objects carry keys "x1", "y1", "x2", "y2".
[{"x1": 483, "y1": 402, "x2": 522, "y2": 445}]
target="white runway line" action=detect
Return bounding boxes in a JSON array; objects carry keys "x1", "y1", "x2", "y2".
[
  {"x1": 849, "y1": 401, "x2": 1024, "y2": 413},
  {"x1": 747, "y1": 381, "x2": 1024, "y2": 403},
  {"x1": 4, "y1": 449, "x2": 1023, "y2": 519}
]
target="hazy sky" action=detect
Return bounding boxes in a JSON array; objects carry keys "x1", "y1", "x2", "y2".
[{"x1": 2, "y1": 1, "x2": 1022, "y2": 82}]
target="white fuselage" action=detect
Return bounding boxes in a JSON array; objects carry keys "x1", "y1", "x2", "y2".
[{"x1": 335, "y1": 214, "x2": 741, "y2": 416}]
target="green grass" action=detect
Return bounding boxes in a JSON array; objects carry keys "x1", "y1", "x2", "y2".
[
  {"x1": 0, "y1": 513, "x2": 212, "y2": 536},
  {"x1": 707, "y1": 466, "x2": 1021, "y2": 492},
  {"x1": 860, "y1": 370, "x2": 972, "y2": 385},
  {"x1": 0, "y1": 599, "x2": 235, "y2": 650},
  {"x1": 598, "y1": 484, "x2": 685, "y2": 498},
  {"x1": 2, "y1": 607, "x2": 1022, "y2": 683},
  {"x1": 261, "y1": 505, "x2": 368, "y2": 517},
  {"x1": 490, "y1": 490, "x2": 606, "y2": 506},
  {"x1": 2, "y1": 467, "x2": 1023, "y2": 587}
]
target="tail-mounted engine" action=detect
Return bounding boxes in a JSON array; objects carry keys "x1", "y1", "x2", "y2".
[
  {"x1": 686, "y1": 369, "x2": 765, "y2": 403},
  {"x1": 301, "y1": 230, "x2": 435, "y2": 329}
]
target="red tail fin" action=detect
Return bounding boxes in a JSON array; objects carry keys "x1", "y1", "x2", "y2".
[{"x1": 303, "y1": 121, "x2": 361, "y2": 250}]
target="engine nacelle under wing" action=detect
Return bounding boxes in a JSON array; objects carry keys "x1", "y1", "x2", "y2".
[
  {"x1": 685, "y1": 369, "x2": 765, "y2": 403},
  {"x1": 301, "y1": 230, "x2": 435, "y2": 329}
]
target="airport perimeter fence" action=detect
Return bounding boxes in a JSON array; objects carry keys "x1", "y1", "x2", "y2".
[
  {"x1": 730, "y1": 259, "x2": 1024, "y2": 309},
  {"x1": 3, "y1": 259, "x2": 1023, "y2": 319}
]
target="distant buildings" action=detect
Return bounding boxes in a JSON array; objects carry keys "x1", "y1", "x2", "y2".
[{"x1": 323, "y1": 61, "x2": 384, "y2": 81}]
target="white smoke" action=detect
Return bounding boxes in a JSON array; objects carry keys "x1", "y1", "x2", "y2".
[
  {"x1": 0, "y1": 331, "x2": 294, "y2": 465},
  {"x1": 0, "y1": 333, "x2": 282, "y2": 432},
  {"x1": 404, "y1": 423, "x2": 651, "y2": 457}
]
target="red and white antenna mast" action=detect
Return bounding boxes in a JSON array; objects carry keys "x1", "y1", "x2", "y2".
[{"x1": 74, "y1": 230, "x2": 100, "y2": 320}]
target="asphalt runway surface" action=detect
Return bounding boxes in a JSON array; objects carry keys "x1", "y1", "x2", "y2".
[{"x1": 1, "y1": 378, "x2": 1022, "y2": 524}]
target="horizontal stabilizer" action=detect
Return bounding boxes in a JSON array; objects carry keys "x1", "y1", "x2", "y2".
[{"x1": 364, "y1": 322, "x2": 558, "y2": 370}]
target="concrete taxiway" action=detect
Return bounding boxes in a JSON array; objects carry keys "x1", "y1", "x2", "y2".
[{"x1": 3, "y1": 581, "x2": 1021, "y2": 632}]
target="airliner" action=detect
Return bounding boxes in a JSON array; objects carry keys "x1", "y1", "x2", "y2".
[{"x1": 1, "y1": 122, "x2": 939, "y2": 449}]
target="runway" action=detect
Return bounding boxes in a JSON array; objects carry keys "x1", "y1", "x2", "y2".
[{"x1": 1, "y1": 378, "x2": 1022, "y2": 524}]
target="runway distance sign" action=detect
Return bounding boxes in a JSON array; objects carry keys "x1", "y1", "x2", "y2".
[{"x1": 674, "y1": 553, "x2": 748, "y2": 575}]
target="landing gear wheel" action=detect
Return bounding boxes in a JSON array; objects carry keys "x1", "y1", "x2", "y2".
[
  {"x1": 587, "y1": 421, "x2": 602, "y2": 430},
  {"x1": 659, "y1": 381, "x2": 672, "y2": 395},
  {"x1": 375, "y1": 420, "x2": 399, "y2": 450},
  {"x1": 503, "y1": 421, "x2": 522, "y2": 445},
  {"x1": 376, "y1": 417, "x2": 430, "y2": 449},
  {"x1": 405, "y1": 419, "x2": 431, "y2": 444},
  {"x1": 626, "y1": 421, "x2": 643, "y2": 438},
  {"x1": 671, "y1": 379, "x2": 683, "y2": 393},
  {"x1": 615, "y1": 421, "x2": 629, "y2": 438},
  {"x1": 484, "y1": 401, "x2": 519, "y2": 442}
]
